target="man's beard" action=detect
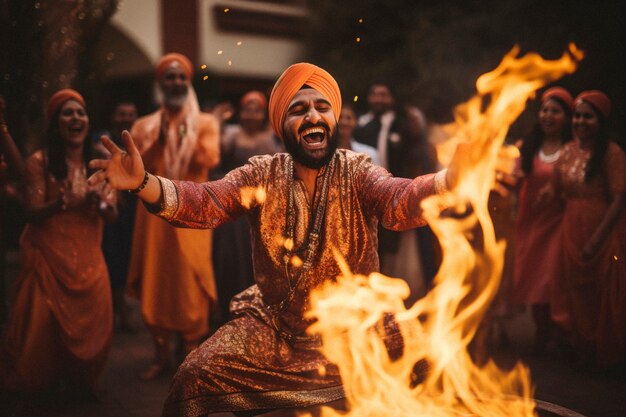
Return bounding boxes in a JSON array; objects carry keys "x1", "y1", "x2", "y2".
[
  {"x1": 282, "y1": 124, "x2": 338, "y2": 169},
  {"x1": 163, "y1": 89, "x2": 188, "y2": 109}
]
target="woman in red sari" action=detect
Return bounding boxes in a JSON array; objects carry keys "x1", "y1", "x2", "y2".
[
  {"x1": 513, "y1": 87, "x2": 573, "y2": 354},
  {"x1": 0, "y1": 89, "x2": 116, "y2": 394},
  {"x1": 554, "y1": 90, "x2": 626, "y2": 368}
]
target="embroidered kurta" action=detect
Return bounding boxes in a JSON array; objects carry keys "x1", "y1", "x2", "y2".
[
  {"x1": 156, "y1": 150, "x2": 439, "y2": 416},
  {"x1": 212, "y1": 124, "x2": 281, "y2": 325},
  {"x1": 514, "y1": 154, "x2": 564, "y2": 305}
]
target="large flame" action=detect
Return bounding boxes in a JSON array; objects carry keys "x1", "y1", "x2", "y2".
[{"x1": 307, "y1": 44, "x2": 582, "y2": 417}]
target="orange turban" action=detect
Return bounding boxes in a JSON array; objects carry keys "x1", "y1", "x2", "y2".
[
  {"x1": 575, "y1": 90, "x2": 611, "y2": 119},
  {"x1": 156, "y1": 53, "x2": 193, "y2": 80},
  {"x1": 269, "y1": 62, "x2": 341, "y2": 140},
  {"x1": 47, "y1": 89, "x2": 86, "y2": 121},
  {"x1": 241, "y1": 90, "x2": 267, "y2": 110},
  {"x1": 542, "y1": 87, "x2": 573, "y2": 111}
]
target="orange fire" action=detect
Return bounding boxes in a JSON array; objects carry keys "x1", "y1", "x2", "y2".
[{"x1": 307, "y1": 44, "x2": 582, "y2": 417}]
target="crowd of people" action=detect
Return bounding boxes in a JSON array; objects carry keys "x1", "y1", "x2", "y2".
[
  {"x1": 0, "y1": 52, "x2": 624, "y2": 417},
  {"x1": 512, "y1": 87, "x2": 626, "y2": 370}
]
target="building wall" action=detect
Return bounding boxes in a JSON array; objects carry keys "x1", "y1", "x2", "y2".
[
  {"x1": 111, "y1": 1, "x2": 163, "y2": 66},
  {"x1": 198, "y1": 0, "x2": 306, "y2": 78},
  {"x1": 107, "y1": 0, "x2": 306, "y2": 80}
]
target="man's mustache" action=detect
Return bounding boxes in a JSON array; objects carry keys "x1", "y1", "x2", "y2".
[{"x1": 298, "y1": 121, "x2": 330, "y2": 135}]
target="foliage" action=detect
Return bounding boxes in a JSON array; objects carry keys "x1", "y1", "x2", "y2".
[
  {"x1": 304, "y1": 0, "x2": 625, "y2": 137},
  {"x1": 0, "y1": 0, "x2": 118, "y2": 152}
]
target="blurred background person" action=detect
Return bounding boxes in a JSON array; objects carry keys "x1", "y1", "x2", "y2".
[
  {"x1": 553, "y1": 90, "x2": 626, "y2": 369},
  {"x1": 403, "y1": 102, "x2": 440, "y2": 295},
  {"x1": 355, "y1": 83, "x2": 438, "y2": 303},
  {"x1": 126, "y1": 53, "x2": 220, "y2": 380},
  {"x1": 355, "y1": 81, "x2": 404, "y2": 173},
  {"x1": 355, "y1": 81, "x2": 418, "y2": 294},
  {"x1": 1, "y1": 96, "x2": 26, "y2": 326},
  {"x1": 337, "y1": 104, "x2": 379, "y2": 164},
  {"x1": 212, "y1": 90, "x2": 281, "y2": 326},
  {"x1": 96, "y1": 100, "x2": 139, "y2": 333},
  {"x1": 94, "y1": 100, "x2": 138, "y2": 153},
  {"x1": 217, "y1": 90, "x2": 280, "y2": 174},
  {"x1": 0, "y1": 89, "x2": 116, "y2": 397},
  {"x1": 513, "y1": 87, "x2": 573, "y2": 355},
  {"x1": 0, "y1": 96, "x2": 25, "y2": 186}
]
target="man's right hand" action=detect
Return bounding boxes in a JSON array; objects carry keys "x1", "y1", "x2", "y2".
[{"x1": 88, "y1": 130, "x2": 145, "y2": 192}]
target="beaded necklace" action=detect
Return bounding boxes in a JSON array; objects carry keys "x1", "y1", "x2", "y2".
[{"x1": 266, "y1": 154, "x2": 335, "y2": 320}]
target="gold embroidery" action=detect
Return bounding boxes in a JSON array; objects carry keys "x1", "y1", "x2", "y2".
[
  {"x1": 157, "y1": 176, "x2": 179, "y2": 220},
  {"x1": 434, "y1": 169, "x2": 449, "y2": 194}
]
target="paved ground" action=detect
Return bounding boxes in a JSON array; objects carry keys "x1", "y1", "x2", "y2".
[
  {"x1": 2, "y1": 305, "x2": 624, "y2": 417},
  {"x1": 1, "y1": 253, "x2": 625, "y2": 417}
]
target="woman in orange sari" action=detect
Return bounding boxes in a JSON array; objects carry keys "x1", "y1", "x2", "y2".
[
  {"x1": 0, "y1": 89, "x2": 116, "y2": 394},
  {"x1": 554, "y1": 90, "x2": 626, "y2": 368}
]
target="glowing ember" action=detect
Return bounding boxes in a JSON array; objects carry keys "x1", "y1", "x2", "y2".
[
  {"x1": 240, "y1": 186, "x2": 266, "y2": 209},
  {"x1": 307, "y1": 44, "x2": 582, "y2": 417},
  {"x1": 356, "y1": 37, "x2": 361, "y2": 43}
]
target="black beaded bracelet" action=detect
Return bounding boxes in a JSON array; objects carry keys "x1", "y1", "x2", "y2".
[{"x1": 129, "y1": 171, "x2": 149, "y2": 194}]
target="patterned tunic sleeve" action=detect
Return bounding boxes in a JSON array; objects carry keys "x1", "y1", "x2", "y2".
[
  {"x1": 604, "y1": 142, "x2": 626, "y2": 194},
  {"x1": 148, "y1": 155, "x2": 270, "y2": 229},
  {"x1": 352, "y1": 154, "x2": 441, "y2": 230}
]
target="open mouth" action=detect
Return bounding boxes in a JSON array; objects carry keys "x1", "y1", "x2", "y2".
[
  {"x1": 299, "y1": 126, "x2": 327, "y2": 149},
  {"x1": 68, "y1": 125, "x2": 84, "y2": 134}
]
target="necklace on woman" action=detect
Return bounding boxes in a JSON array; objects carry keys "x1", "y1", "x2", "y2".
[{"x1": 538, "y1": 148, "x2": 560, "y2": 163}]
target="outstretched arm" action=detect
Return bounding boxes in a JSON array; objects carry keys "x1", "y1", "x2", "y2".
[
  {"x1": 88, "y1": 130, "x2": 161, "y2": 204},
  {"x1": 89, "y1": 129, "x2": 259, "y2": 230}
]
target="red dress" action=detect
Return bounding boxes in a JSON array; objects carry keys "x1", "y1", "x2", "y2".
[
  {"x1": 514, "y1": 154, "x2": 564, "y2": 306},
  {"x1": 556, "y1": 140, "x2": 626, "y2": 365}
]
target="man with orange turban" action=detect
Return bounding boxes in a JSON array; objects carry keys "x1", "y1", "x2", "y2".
[
  {"x1": 89, "y1": 62, "x2": 452, "y2": 415},
  {"x1": 125, "y1": 52, "x2": 220, "y2": 380}
]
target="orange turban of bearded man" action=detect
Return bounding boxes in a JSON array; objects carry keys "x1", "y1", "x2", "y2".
[
  {"x1": 156, "y1": 53, "x2": 194, "y2": 81},
  {"x1": 269, "y1": 63, "x2": 342, "y2": 140}
]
